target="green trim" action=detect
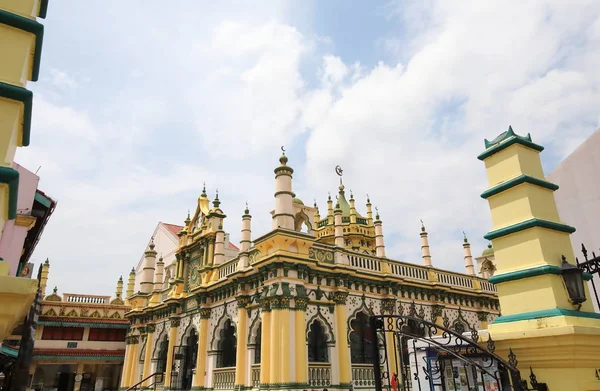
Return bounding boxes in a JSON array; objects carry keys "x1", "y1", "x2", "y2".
[
  {"x1": 493, "y1": 308, "x2": 600, "y2": 324},
  {"x1": 484, "y1": 218, "x2": 576, "y2": 241},
  {"x1": 34, "y1": 190, "x2": 52, "y2": 208},
  {"x1": 0, "y1": 81, "x2": 33, "y2": 146},
  {"x1": 478, "y1": 126, "x2": 544, "y2": 161},
  {"x1": 0, "y1": 9, "x2": 45, "y2": 81},
  {"x1": 0, "y1": 166, "x2": 20, "y2": 220},
  {"x1": 489, "y1": 265, "x2": 593, "y2": 284},
  {"x1": 39, "y1": 0, "x2": 49, "y2": 19},
  {"x1": 480, "y1": 175, "x2": 559, "y2": 199},
  {"x1": 39, "y1": 320, "x2": 130, "y2": 329},
  {"x1": 1, "y1": 344, "x2": 18, "y2": 358}
]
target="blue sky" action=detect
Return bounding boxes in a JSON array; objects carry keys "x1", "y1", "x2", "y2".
[{"x1": 18, "y1": 0, "x2": 600, "y2": 294}]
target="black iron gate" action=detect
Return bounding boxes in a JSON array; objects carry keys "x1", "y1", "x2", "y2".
[
  {"x1": 576, "y1": 244, "x2": 600, "y2": 310},
  {"x1": 170, "y1": 346, "x2": 186, "y2": 390},
  {"x1": 369, "y1": 315, "x2": 547, "y2": 391}
]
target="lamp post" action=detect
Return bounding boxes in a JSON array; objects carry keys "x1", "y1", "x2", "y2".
[{"x1": 561, "y1": 255, "x2": 586, "y2": 309}]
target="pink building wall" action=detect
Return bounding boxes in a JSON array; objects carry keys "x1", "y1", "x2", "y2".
[{"x1": 0, "y1": 162, "x2": 40, "y2": 276}]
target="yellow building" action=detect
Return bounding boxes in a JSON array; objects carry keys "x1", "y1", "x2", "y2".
[
  {"x1": 1, "y1": 261, "x2": 130, "y2": 391},
  {"x1": 121, "y1": 152, "x2": 499, "y2": 391},
  {"x1": 0, "y1": 0, "x2": 50, "y2": 343}
]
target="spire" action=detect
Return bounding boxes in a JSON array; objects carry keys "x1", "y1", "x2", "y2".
[
  {"x1": 374, "y1": 207, "x2": 385, "y2": 257},
  {"x1": 201, "y1": 182, "x2": 207, "y2": 197},
  {"x1": 327, "y1": 193, "x2": 333, "y2": 216},
  {"x1": 366, "y1": 194, "x2": 373, "y2": 223},
  {"x1": 239, "y1": 203, "x2": 253, "y2": 269},
  {"x1": 184, "y1": 210, "x2": 191, "y2": 226},
  {"x1": 213, "y1": 189, "x2": 221, "y2": 208},
  {"x1": 115, "y1": 275, "x2": 123, "y2": 299},
  {"x1": 126, "y1": 267, "x2": 135, "y2": 299},
  {"x1": 141, "y1": 237, "x2": 157, "y2": 294},
  {"x1": 154, "y1": 255, "x2": 165, "y2": 291},
  {"x1": 420, "y1": 220, "x2": 432, "y2": 267},
  {"x1": 40, "y1": 258, "x2": 50, "y2": 298},
  {"x1": 463, "y1": 232, "x2": 475, "y2": 275},
  {"x1": 314, "y1": 199, "x2": 320, "y2": 221}
]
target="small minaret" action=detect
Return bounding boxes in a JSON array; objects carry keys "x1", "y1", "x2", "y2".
[
  {"x1": 327, "y1": 193, "x2": 334, "y2": 225},
  {"x1": 314, "y1": 200, "x2": 320, "y2": 221},
  {"x1": 366, "y1": 195, "x2": 373, "y2": 225},
  {"x1": 238, "y1": 204, "x2": 252, "y2": 269},
  {"x1": 40, "y1": 258, "x2": 50, "y2": 297},
  {"x1": 140, "y1": 237, "x2": 157, "y2": 294},
  {"x1": 126, "y1": 267, "x2": 135, "y2": 298},
  {"x1": 115, "y1": 276, "x2": 123, "y2": 300},
  {"x1": 154, "y1": 256, "x2": 165, "y2": 291},
  {"x1": 420, "y1": 220, "x2": 432, "y2": 267},
  {"x1": 349, "y1": 191, "x2": 357, "y2": 223},
  {"x1": 374, "y1": 207, "x2": 386, "y2": 257},
  {"x1": 463, "y1": 232, "x2": 475, "y2": 275},
  {"x1": 272, "y1": 148, "x2": 295, "y2": 230},
  {"x1": 334, "y1": 200, "x2": 344, "y2": 247}
]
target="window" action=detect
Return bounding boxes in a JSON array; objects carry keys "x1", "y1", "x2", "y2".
[
  {"x1": 350, "y1": 312, "x2": 374, "y2": 364},
  {"x1": 307, "y1": 321, "x2": 328, "y2": 363},
  {"x1": 254, "y1": 324, "x2": 262, "y2": 364},
  {"x1": 156, "y1": 337, "x2": 169, "y2": 373},
  {"x1": 217, "y1": 319, "x2": 237, "y2": 368},
  {"x1": 41, "y1": 327, "x2": 84, "y2": 341},
  {"x1": 88, "y1": 328, "x2": 127, "y2": 341}
]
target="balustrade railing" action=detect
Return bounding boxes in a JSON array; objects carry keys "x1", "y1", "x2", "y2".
[
  {"x1": 480, "y1": 279, "x2": 497, "y2": 293},
  {"x1": 308, "y1": 363, "x2": 331, "y2": 387},
  {"x1": 438, "y1": 272, "x2": 474, "y2": 289},
  {"x1": 352, "y1": 364, "x2": 376, "y2": 388},
  {"x1": 219, "y1": 260, "x2": 238, "y2": 279},
  {"x1": 213, "y1": 368, "x2": 235, "y2": 389},
  {"x1": 349, "y1": 254, "x2": 381, "y2": 272},
  {"x1": 64, "y1": 294, "x2": 110, "y2": 304},
  {"x1": 389, "y1": 263, "x2": 429, "y2": 281},
  {"x1": 251, "y1": 364, "x2": 260, "y2": 388}
]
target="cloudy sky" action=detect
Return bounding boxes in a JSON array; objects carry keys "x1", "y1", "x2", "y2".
[{"x1": 17, "y1": 0, "x2": 600, "y2": 295}]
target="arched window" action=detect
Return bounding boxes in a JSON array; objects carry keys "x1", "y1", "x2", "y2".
[
  {"x1": 254, "y1": 324, "x2": 262, "y2": 364},
  {"x1": 307, "y1": 321, "x2": 328, "y2": 363},
  {"x1": 156, "y1": 337, "x2": 169, "y2": 373},
  {"x1": 217, "y1": 319, "x2": 237, "y2": 368},
  {"x1": 182, "y1": 329, "x2": 199, "y2": 390},
  {"x1": 350, "y1": 312, "x2": 374, "y2": 364}
]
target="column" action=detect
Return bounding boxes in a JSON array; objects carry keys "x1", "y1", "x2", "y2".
[
  {"x1": 74, "y1": 363, "x2": 84, "y2": 391},
  {"x1": 294, "y1": 298, "x2": 308, "y2": 385},
  {"x1": 279, "y1": 300, "x2": 291, "y2": 385},
  {"x1": 259, "y1": 302, "x2": 271, "y2": 386},
  {"x1": 126, "y1": 334, "x2": 141, "y2": 386},
  {"x1": 235, "y1": 297, "x2": 249, "y2": 388},
  {"x1": 332, "y1": 291, "x2": 351, "y2": 387},
  {"x1": 193, "y1": 308, "x2": 211, "y2": 388},
  {"x1": 268, "y1": 300, "x2": 281, "y2": 384},
  {"x1": 164, "y1": 318, "x2": 180, "y2": 387},
  {"x1": 141, "y1": 324, "x2": 156, "y2": 385},
  {"x1": 120, "y1": 336, "x2": 134, "y2": 389}
]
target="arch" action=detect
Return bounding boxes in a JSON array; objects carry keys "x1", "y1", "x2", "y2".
[
  {"x1": 179, "y1": 319, "x2": 198, "y2": 346},
  {"x1": 346, "y1": 296, "x2": 373, "y2": 343},
  {"x1": 294, "y1": 211, "x2": 312, "y2": 233},
  {"x1": 349, "y1": 311, "x2": 375, "y2": 364},
  {"x1": 480, "y1": 258, "x2": 497, "y2": 278},
  {"x1": 305, "y1": 308, "x2": 335, "y2": 344},
  {"x1": 216, "y1": 318, "x2": 237, "y2": 368},
  {"x1": 155, "y1": 334, "x2": 169, "y2": 372},
  {"x1": 307, "y1": 319, "x2": 329, "y2": 363}
]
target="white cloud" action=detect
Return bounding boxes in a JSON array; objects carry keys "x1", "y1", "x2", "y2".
[{"x1": 15, "y1": 0, "x2": 600, "y2": 294}]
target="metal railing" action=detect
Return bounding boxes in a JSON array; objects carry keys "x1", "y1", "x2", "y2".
[{"x1": 125, "y1": 372, "x2": 164, "y2": 391}]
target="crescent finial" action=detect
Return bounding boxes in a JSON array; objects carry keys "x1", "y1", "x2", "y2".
[{"x1": 281, "y1": 146, "x2": 286, "y2": 152}]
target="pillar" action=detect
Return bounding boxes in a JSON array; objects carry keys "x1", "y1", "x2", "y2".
[
  {"x1": 235, "y1": 297, "x2": 249, "y2": 388},
  {"x1": 140, "y1": 239, "x2": 157, "y2": 294},
  {"x1": 259, "y1": 302, "x2": 271, "y2": 386},
  {"x1": 374, "y1": 210, "x2": 385, "y2": 258},
  {"x1": 478, "y1": 126, "x2": 600, "y2": 391},
  {"x1": 120, "y1": 334, "x2": 136, "y2": 388},
  {"x1": 294, "y1": 295, "x2": 308, "y2": 385},
  {"x1": 269, "y1": 302, "x2": 281, "y2": 384},
  {"x1": 154, "y1": 257, "x2": 164, "y2": 291},
  {"x1": 420, "y1": 221, "x2": 432, "y2": 267},
  {"x1": 463, "y1": 234, "x2": 475, "y2": 276},
  {"x1": 126, "y1": 333, "x2": 141, "y2": 386},
  {"x1": 193, "y1": 308, "x2": 211, "y2": 388},
  {"x1": 164, "y1": 318, "x2": 179, "y2": 386},
  {"x1": 332, "y1": 292, "x2": 351, "y2": 387},
  {"x1": 73, "y1": 362, "x2": 84, "y2": 391},
  {"x1": 272, "y1": 151, "x2": 295, "y2": 230},
  {"x1": 214, "y1": 223, "x2": 225, "y2": 265},
  {"x1": 334, "y1": 202, "x2": 344, "y2": 248},
  {"x1": 40, "y1": 258, "x2": 49, "y2": 297},
  {"x1": 141, "y1": 324, "x2": 156, "y2": 385},
  {"x1": 279, "y1": 299, "x2": 291, "y2": 384}
]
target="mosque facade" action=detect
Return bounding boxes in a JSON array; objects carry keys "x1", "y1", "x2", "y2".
[{"x1": 121, "y1": 153, "x2": 500, "y2": 391}]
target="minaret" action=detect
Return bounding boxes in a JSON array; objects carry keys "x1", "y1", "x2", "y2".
[
  {"x1": 420, "y1": 220, "x2": 432, "y2": 267},
  {"x1": 115, "y1": 276, "x2": 124, "y2": 300},
  {"x1": 40, "y1": 258, "x2": 50, "y2": 297},
  {"x1": 463, "y1": 233, "x2": 475, "y2": 275},
  {"x1": 327, "y1": 193, "x2": 334, "y2": 225},
  {"x1": 126, "y1": 268, "x2": 135, "y2": 298},
  {"x1": 334, "y1": 200, "x2": 344, "y2": 247},
  {"x1": 366, "y1": 195, "x2": 373, "y2": 225},
  {"x1": 140, "y1": 237, "x2": 157, "y2": 294},
  {"x1": 349, "y1": 191, "x2": 357, "y2": 223},
  {"x1": 313, "y1": 200, "x2": 320, "y2": 222},
  {"x1": 238, "y1": 204, "x2": 252, "y2": 269},
  {"x1": 272, "y1": 147, "x2": 295, "y2": 230},
  {"x1": 374, "y1": 207, "x2": 386, "y2": 257},
  {"x1": 154, "y1": 256, "x2": 164, "y2": 291}
]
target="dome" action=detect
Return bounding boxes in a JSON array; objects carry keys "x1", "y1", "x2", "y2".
[
  {"x1": 482, "y1": 243, "x2": 494, "y2": 257},
  {"x1": 292, "y1": 197, "x2": 304, "y2": 205}
]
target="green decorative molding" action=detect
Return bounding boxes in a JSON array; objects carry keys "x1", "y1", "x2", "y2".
[
  {"x1": 0, "y1": 166, "x2": 19, "y2": 219},
  {"x1": 489, "y1": 265, "x2": 593, "y2": 284},
  {"x1": 0, "y1": 9, "x2": 45, "y2": 81},
  {"x1": 484, "y1": 218, "x2": 576, "y2": 241},
  {"x1": 493, "y1": 308, "x2": 600, "y2": 324},
  {"x1": 0, "y1": 81, "x2": 33, "y2": 146},
  {"x1": 1, "y1": 344, "x2": 18, "y2": 358},
  {"x1": 480, "y1": 174, "x2": 559, "y2": 199},
  {"x1": 478, "y1": 126, "x2": 544, "y2": 161}
]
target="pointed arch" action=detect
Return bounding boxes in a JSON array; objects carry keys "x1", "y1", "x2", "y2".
[
  {"x1": 294, "y1": 211, "x2": 312, "y2": 233},
  {"x1": 452, "y1": 309, "x2": 474, "y2": 334},
  {"x1": 307, "y1": 319, "x2": 329, "y2": 363},
  {"x1": 305, "y1": 307, "x2": 335, "y2": 344},
  {"x1": 348, "y1": 311, "x2": 375, "y2": 364},
  {"x1": 215, "y1": 318, "x2": 237, "y2": 368}
]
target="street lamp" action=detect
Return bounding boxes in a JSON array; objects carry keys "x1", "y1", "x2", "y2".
[{"x1": 561, "y1": 255, "x2": 586, "y2": 308}]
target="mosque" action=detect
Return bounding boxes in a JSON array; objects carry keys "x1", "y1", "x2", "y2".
[{"x1": 121, "y1": 152, "x2": 500, "y2": 391}]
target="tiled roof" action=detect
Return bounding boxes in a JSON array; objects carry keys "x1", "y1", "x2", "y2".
[
  {"x1": 228, "y1": 242, "x2": 239, "y2": 250},
  {"x1": 163, "y1": 223, "x2": 183, "y2": 237}
]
